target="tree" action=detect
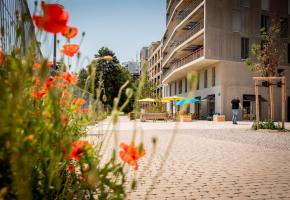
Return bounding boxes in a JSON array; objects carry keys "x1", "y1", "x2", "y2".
[
  {"x1": 245, "y1": 25, "x2": 281, "y2": 121},
  {"x1": 77, "y1": 68, "x2": 88, "y2": 89},
  {"x1": 245, "y1": 25, "x2": 280, "y2": 77},
  {"x1": 93, "y1": 47, "x2": 133, "y2": 110},
  {"x1": 137, "y1": 62, "x2": 157, "y2": 99},
  {"x1": 140, "y1": 74, "x2": 157, "y2": 99}
]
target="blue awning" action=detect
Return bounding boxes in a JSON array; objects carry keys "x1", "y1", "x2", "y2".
[{"x1": 176, "y1": 98, "x2": 201, "y2": 106}]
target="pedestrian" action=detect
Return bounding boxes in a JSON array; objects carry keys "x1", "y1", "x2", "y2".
[{"x1": 231, "y1": 97, "x2": 242, "y2": 124}]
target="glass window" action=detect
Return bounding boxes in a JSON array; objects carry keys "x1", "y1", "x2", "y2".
[
  {"x1": 232, "y1": 10, "x2": 241, "y2": 32},
  {"x1": 241, "y1": 37, "x2": 249, "y2": 59},
  {"x1": 212, "y1": 67, "x2": 216, "y2": 87},
  {"x1": 185, "y1": 78, "x2": 188, "y2": 93},
  {"x1": 204, "y1": 70, "x2": 208, "y2": 88},
  {"x1": 178, "y1": 80, "x2": 182, "y2": 94},
  {"x1": 288, "y1": 0, "x2": 290, "y2": 15},
  {"x1": 288, "y1": 44, "x2": 290, "y2": 63},
  {"x1": 174, "y1": 81, "x2": 177, "y2": 95},
  {"x1": 261, "y1": 0, "x2": 269, "y2": 11},
  {"x1": 261, "y1": 15, "x2": 269, "y2": 33},
  {"x1": 169, "y1": 83, "x2": 172, "y2": 96},
  {"x1": 240, "y1": 0, "x2": 250, "y2": 7},
  {"x1": 280, "y1": 18, "x2": 288, "y2": 38}
]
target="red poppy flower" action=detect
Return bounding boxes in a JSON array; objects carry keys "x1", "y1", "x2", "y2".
[
  {"x1": 34, "y1": 61, "x2": 53, "y2": 69},
  {"x1": 60, "y1": 113, "x2": 69, "y2": 125},
  {"x1": 60, "y1": 44, "x2": 79, "y2": 57},
  {"x1": 72, "y1": 98, "x2": 87, "y2": 105},
  {"x1": 67, "y1": 140, "x2": 92, "y2": 161},
  {"x1": 45, "y1": 77, "x2": 57, "y2": 89},
  {"x1": 81, "y1": 108, "x2": 91, "y2": 113},
  {"x1": 66, "y1": 164, "x2": 75, "y2": 171},
  {"x1": 61, "y1": 72, "x2": 78, "y2": 85},
  {"x1": 32, "y1": 89, "x2": 47, "y2": 99},
  {"x1": 0, "y1": 50, "x2": 4, "y2": 65},
  {"x1": 119, "y1": 142, "x2": 145, "y2": 170},
  {"x1": 33, "y1": 3, "x2": 69, "y2": 34},
  {"x1": 62, "y1": 26, "x2": 78, "y2": 39},
  {"x1": 47, "y1": 61, "x2": 53, "y2": 67}
]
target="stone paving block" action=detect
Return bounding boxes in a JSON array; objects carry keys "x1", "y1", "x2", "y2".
[{"x1": 92, "y1": 117, "x2": 290, "y2": 200}]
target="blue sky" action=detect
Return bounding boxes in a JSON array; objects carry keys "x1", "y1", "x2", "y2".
[{"x1": 28, "y1": 0, "x2": 166, "y2": 71}]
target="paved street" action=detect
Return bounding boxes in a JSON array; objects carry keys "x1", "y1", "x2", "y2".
[{"x1": 87, "y1": 117, "x2": 290, "y2": 200}]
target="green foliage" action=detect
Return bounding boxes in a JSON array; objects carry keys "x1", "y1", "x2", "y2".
[
  {"x1": 82, "y1": 47, "x2": 134, "y2": 112},
  {"x1": 244, "y1": 25, "x2": 280, "y2": 77},
  {"x1": 78, "y1": 68, "x2": 88, "y2": 89},
  {"x1": 0, "y1": 49, "x2": 126, "y2": 199},
  {"x1": 133, "y1": 62, "x2": 158, "y2": 100},
  {"x1": 252, "y1": 120, "x2": 282, "y2": 130}
]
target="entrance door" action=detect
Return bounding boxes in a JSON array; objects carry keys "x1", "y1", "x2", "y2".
[
  {"x1": 207, "y1": 95, "x2": 215, "y2": 116},
  {"x1": 288, "y1": 97, "x2": 290, "y2": 122}
]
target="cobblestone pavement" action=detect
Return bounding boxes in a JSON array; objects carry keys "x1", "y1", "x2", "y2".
[{"x1": 87, "y1": 117, "x2": 290, "y2": 200}]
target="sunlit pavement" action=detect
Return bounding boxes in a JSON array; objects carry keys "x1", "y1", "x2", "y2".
[{"x1": 87, "y1": 117, "x2": 290, "y2": 200}]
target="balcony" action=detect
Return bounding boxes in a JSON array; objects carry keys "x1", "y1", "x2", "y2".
[
  {"x1": 166, "y1": 0, "x2": 182, "y2": 25},
  {"x1": 163, "y1": 0, "x2": 204, "y2": 47},
  {"x1": 163, "y1": 47, "x2": 204, "y2": 80},
  {"x1": 163, "y1": 20, "x2": 204, "y2": 65}
]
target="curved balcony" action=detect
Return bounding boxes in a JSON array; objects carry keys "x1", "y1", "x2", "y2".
[
  {"x1": 163, "y1": 20, "x2": 204, "y2": 66},
  {"x1": 163, "y1": 0, "x2": 204, "y2": 49},
  {"x1": 163, "y1": 47, "x2": 204, "y2": 80},
  {"x1": 166, "y1": 0, "x2": 182, "y2": 26}
]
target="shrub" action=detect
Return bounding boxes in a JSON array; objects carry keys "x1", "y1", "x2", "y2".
[{"x1": 252, "y1": 120, "x2": 283, "y2": 130}]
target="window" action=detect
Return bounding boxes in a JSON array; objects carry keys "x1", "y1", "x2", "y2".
[
  {"x1": 212, "y1": 67, "x2": 216, "y2": 87},
  {"x1": 241, "y1": 37, "x2": 249, "y2": 59},
  {"x1": 169, "y1": 84, "x2": 172, "y2": 96},
  {"x1": 185, "y1": 78, "x2": 188, "y2": 93},
  {"x1": 289, "y1": 0, "x2": 290, "y2": 15},
  {"x1": 174, "y1": 81, "x2": 177, "y2": 95},
  {"x1": 196, "y1": 72, "x2": 200, "y2": 90},
  {"x1": 261, "y1": 15, "x2": 269, "y2": 33},
  {"x1": 280, "y1": 18, "x2": 288, "y2": 38},
  {"x1": 240, "y1": 0, "x2": 249, "y2": 7},
  {"x1": 178, "y1": 80, "x2": 182, "y2": 94},
  {"x1": 232, "y1": 10, "x2": 241, "y2": 32},
  {"x1": 204, "y1": 70, "x2": 208, "y2": 88},
  {"x1": 288, "y1": 44, "x2": 290, "y2": 63},
  {"x1": 197, "y1": 72, "x2": 200, "y2": 90},
  {"x1": 261, "y1": 0, "x2": 269, "y2": 11}
]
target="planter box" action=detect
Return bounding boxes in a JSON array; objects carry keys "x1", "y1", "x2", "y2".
[
  {"x1": 180, "y1": 115, "x2": 192, "y2": 122},
  {"x1": 128, "y1": 112, "x2": 135, "y2": 120},
  {"x1": 213, "y1": 115, "x2": 225, "y2": 122}
]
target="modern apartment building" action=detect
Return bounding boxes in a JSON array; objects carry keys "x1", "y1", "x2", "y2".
[
  {"x1": 162, "y1": 0, "x2": 290, "y2": 121},
  {"x1": 148, "y1": 41, "x2": 163, "y2": 97},
  {"x1": 140, "y1": 46, "x2": 149, "y2": 73}
]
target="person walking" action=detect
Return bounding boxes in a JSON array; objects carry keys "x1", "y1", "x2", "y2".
[{"x1": 231, "y1": 97, "x2": 242, "y2": 124}]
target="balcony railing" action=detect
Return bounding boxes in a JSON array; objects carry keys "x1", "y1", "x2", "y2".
[
  {"x1": 164, "y1": 0, "x2": 203, "y2": 47},
  {"x1": 166, "y1": 0, "x2": 181, "y2": 25},
  {"x1": 163, "y1": 20, "x2": 204, "y2": 64},
  {"x1": 163, "y1": 47, "x2": 204, "y2": 79}
]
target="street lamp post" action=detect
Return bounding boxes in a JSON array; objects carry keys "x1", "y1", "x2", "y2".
[{"x1": 53, "y1": 34, "x2": 57, "y2": 71}]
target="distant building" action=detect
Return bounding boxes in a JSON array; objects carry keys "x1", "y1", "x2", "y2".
[
  {"x1": 140, "y1": 47, "x2": 149, "y2": 74},
  {"x1": 148, "y1": 41, "x2": 163, "y2": 97},
  {"x1": 140, "y1": 42, "x2": 163, "y2": 97},
  {"x1": 122, "y1": 61, "x2": 140, "y2": 78}
]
